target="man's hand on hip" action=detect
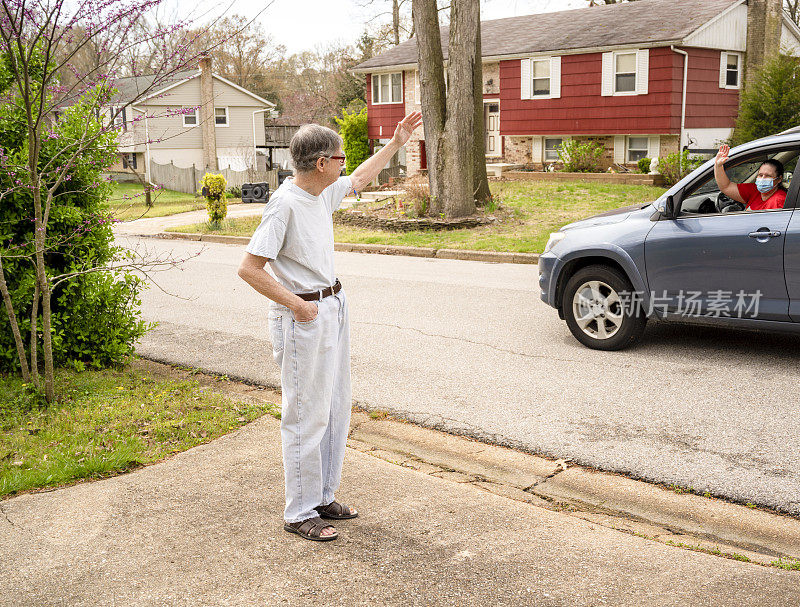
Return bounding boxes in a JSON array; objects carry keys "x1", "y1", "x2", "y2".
[{"x1": 292, "y1": 300, "x2": 319, "y2": 322}]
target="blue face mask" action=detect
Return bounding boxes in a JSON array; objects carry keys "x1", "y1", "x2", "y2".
[{"x1": 755, "y1": 177, "x2": 776, "y2": 193}]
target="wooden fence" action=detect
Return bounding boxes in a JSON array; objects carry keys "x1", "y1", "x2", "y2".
[{"x1": 149, "y1": 161, "x2": 279, "y2": 194}]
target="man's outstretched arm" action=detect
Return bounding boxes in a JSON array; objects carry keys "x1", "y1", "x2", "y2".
[{"x1": 349, "y1": 112, "x2": 423, "y2": 193}]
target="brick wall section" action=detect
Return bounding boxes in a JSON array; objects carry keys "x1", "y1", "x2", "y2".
[
  {"x1": 403, "y1": 69, "x2": 425, "y2": 176},
  {"x1": 745, "y1": 0, "x2": 782, "y2": 89},
  {"x1": 659, "y1": 135, "x2": 680, "y2": 159},
  {"x1": 505, "y1": 136, "x2": 533, "y2": 165},
  {"x1": 482, "y1": 62, "x2": 500, "y2": 96},
  {"x1": 575, "y1": 135, "x2": 615, "y2": 169}
]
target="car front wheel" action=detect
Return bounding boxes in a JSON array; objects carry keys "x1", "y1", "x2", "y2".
[{"x1": 561, "y1": 265, "x2": 647, "y2": 351}]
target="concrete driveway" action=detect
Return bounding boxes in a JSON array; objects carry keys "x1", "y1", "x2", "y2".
[{"x1": 122, "y1": 234, "x2": 800, "y2": 515}]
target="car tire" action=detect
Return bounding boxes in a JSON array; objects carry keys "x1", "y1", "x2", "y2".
[{"x1": 561, "y1": 265, "x2": 647, "y2": 351}]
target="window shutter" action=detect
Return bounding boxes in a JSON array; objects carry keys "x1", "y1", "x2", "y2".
[
  {"x1": 520, "y1": 59, "x2": 531, "y2": 99},
  {"x1": 550, "y1": 56, "x2": 561, "y2": 99},
  {"x1": 614, "y1": 135, "x2": 626, "y2": 164},
  {"x1": 415, "y1": 70, "x2": 421, "y2": 104},
  {"x1": 648, "y1": 136, "x2": 660, "y2": 158},
  {"x1": 532, "y1": 136, "x2": 543, "y2": 163},
  {"x1": 719, "y1": 52, "x2": 727, "y2": 88},
  {"x1": 636, "y1": 49, "x2": 649, "y2": 95},
  {"x1": 601, "y1": 53, "x2": 613, "y2": 96}
]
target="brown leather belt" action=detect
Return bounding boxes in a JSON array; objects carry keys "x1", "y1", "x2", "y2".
[{"x1": 296, "y1": 279, "x2": 342, "y2": 302}]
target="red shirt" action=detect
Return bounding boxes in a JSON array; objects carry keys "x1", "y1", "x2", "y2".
[{"x1": 737, "y1": 182, "x2": 787, "y2": 210}]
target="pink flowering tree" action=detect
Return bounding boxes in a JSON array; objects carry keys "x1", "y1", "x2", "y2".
[{"x1": 0, "y1": 0, "x2": 221, "y2": 402}]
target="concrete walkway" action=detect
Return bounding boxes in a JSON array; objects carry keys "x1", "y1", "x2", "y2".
[
  {"x1": 113, "y1": 203, "x2": 267, "y2": 236},
  {"x1": 1, "y1": 364, "x2": 798, "y2": 606},
  {"x1": 113, "y1": 195, "x2": 362, "y2": 237}
]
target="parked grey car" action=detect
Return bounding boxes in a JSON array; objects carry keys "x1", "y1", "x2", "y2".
[{"x1": 538, "y1": 131, "x2": 800, "y2": 350}]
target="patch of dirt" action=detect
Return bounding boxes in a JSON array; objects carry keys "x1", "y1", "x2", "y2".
[{"x1": 334, "y1": 201, "x2": 512, "y2": 232}]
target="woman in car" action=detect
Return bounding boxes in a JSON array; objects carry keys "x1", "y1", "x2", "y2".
[{"x1": 714, "y1": 143, "x2": 786, "y2": 210}]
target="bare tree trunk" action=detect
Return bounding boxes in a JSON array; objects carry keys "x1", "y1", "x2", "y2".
[
  {"x1": 440, "y1": 0, "x2": 477, "y2": 218},
  {"x1": 788, "y1": 0, "x2": 800, "y2": 25},
  {"x1": 31, "y1": 180, "x2": 55, "y2": 403},
  {"x1": 0, "y1": 257, "x2": 31, "y2": 382},
  {"x1": 30, "y1": 279, "x2": 40, "y2": 390},
  {"x1": 412, "y1": 0, "x2": 447, "y2": 215},
  {"x1": 472, "y1": 16, "x2": 491, "y2": 205},
  {"x1": 393, "y1": 0, "x2": 401, "y2": 45}
]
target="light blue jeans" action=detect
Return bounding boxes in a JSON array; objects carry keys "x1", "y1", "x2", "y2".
[{"x1": 269, "y1": 290, "x2": 352, "y2": 523}]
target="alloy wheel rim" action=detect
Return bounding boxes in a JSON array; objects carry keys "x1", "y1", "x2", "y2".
[{"x1": 572, "y1": 280, "x2": 624, "y2": 340}]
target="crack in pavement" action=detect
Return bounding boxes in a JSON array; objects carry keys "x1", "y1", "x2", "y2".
[
  {"x1": 0, "y1": 502, "x2": 18, "y2": 529},
  {"x1": 524, "y1": 459, "x2": 570, "y2": 492},
  {"x1": 356, "y1": 320, "x2": 638, "y2": 368}
]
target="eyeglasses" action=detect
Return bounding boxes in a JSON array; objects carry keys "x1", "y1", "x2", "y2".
[{"x1": 325, "y1": 155, "x2": 346, "y2": 164}]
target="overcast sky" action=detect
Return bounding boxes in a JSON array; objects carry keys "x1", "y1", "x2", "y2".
[{"x1": 178, "y1": 0, "x2": 588, "y2": 56}]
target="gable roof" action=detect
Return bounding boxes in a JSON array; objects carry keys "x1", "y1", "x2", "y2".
[
  {"x1": 111, "y1": 71, "x2": 197, "y2": 105},
  {"x1": 353, "y1": 0, "x2": 740, "y2": 72},
  {"x1": 111, "y1": 70, "x2": 275, "y2": 108}
]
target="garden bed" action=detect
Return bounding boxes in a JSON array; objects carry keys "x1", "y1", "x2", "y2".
[
  {"x1": 506, "y1": 171, "x2": 665, "y2": 186},
  {"x1": 333, "y1": 205, "x2": 498, "y2": 232}
]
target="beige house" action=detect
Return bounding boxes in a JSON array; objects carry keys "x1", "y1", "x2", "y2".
[{"x1": 109, "y1": 57, "x2": 275, "y2": 178}]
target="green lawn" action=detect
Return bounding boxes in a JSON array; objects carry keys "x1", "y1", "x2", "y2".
[
  {"x1": 0, "y1": 364, "x2": 279, "y2": 497},
  {"x1": 165, "y1": 180, "x2": 666, "y2": 253},
  {"x1": 109, "y1": 182, "x2": 242, "y2": 221}
]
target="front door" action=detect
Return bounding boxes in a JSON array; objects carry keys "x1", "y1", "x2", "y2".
[{"x1": 485, "y1": 102, "x2": 500, "y2": 156}]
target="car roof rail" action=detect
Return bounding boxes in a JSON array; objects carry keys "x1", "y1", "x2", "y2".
[{"x1": 778, "y1": 125, "x2": 800, "y2": 135}]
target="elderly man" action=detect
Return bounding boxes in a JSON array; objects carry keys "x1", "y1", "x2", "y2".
[{"x1": 237, "y1": 112, "x2": 423, "y2": 541}]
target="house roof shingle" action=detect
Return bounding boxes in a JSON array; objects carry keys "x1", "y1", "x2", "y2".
[
  {"x1": 353, "y1": 0, "x2": 739, "y2": 71},
  {"x1": 110, "y1": 70, "x2": 199, "y2": 105}
]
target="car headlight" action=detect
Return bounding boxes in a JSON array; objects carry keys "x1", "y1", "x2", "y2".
[{"x1": 543, "y1": 232, "x2": 566, "y2": 254}]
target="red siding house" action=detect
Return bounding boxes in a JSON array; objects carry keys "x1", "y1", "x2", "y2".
[{"x1": 353, "y1": 0, "x2": 800, "y2": 176}]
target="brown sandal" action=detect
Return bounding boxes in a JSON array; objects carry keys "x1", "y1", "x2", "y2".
[
  {"x1": 316, "y1": 501, "x2": 358, "y2": 520},
  {"x1": 283, "y1": 516, "x2": 338, "y2": 541}
]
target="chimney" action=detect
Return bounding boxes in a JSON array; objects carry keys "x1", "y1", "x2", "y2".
[
  {"x1": 745, "y1": 0, "x2": 783, "y2": 89},
  {"x1": 199, "y1": 52, "x2": 218, "y2": 171}
]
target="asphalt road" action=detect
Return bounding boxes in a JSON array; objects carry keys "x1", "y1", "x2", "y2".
[{"x1": 123, "y1": 235, "x2": 800, "y2": 515}]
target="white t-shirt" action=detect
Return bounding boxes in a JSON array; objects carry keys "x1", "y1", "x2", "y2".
[{"x1": 246, "y1": 175, "x2": 353, "y2": 293}]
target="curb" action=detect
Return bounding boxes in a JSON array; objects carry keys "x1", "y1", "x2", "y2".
[
  {"x1": 347, "y1": 411, "x2": 800, "y2": 567},
  {"x1": 135, "y1": 357, "x2": 800, "y2": 568},
  {"x1": 150, "y1": 231, "x2": 540, "y2": 264}
]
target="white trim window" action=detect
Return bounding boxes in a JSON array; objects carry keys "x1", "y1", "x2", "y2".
[
  {"x1": 719, "y1": 52, "x2": 742, "y2": 89},
  {"x1": 544, "y1": 137, "x2": 564, "y2": 162},
  {"x1": 183, "y1": 108, "x2": 199, "y2": 127},
  {"x1": 602, "y1": 49, "x2": 649, "y2": 96},
  {"x1": 520, "y1": 57, "x2": 561, "y2": 99},
  {"x1": 626, "y1": 136, "x2": 649, "y2": 162},
  {"x1": 372, "y1": 72, "x2": 403, "y2": 104},
  {"x1": 532, "y1": 58, "x2": 551, "y2": 96},
  {"x1": 215, "y1": 107, "x2": 229, "y2": 127},
  {"x1": 614, "y1": 52, "x2": 637, "y2": 93}
]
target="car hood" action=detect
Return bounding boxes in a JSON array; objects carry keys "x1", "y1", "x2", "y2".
[{"x1": 560, "y1": 203, "x2": 652, "y2": 232}]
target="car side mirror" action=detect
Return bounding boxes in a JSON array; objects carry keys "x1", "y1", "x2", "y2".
[
  {"x1": 664, "y1": 195, "x2": 675, "y2": 218},
  {"x1": 655, "y1": 195, "x2": 676, "y2": 218}
]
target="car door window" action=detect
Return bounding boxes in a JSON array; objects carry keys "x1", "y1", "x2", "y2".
[{"x1": 678, "y1": 150, "x2": 799, "y2": 216}]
